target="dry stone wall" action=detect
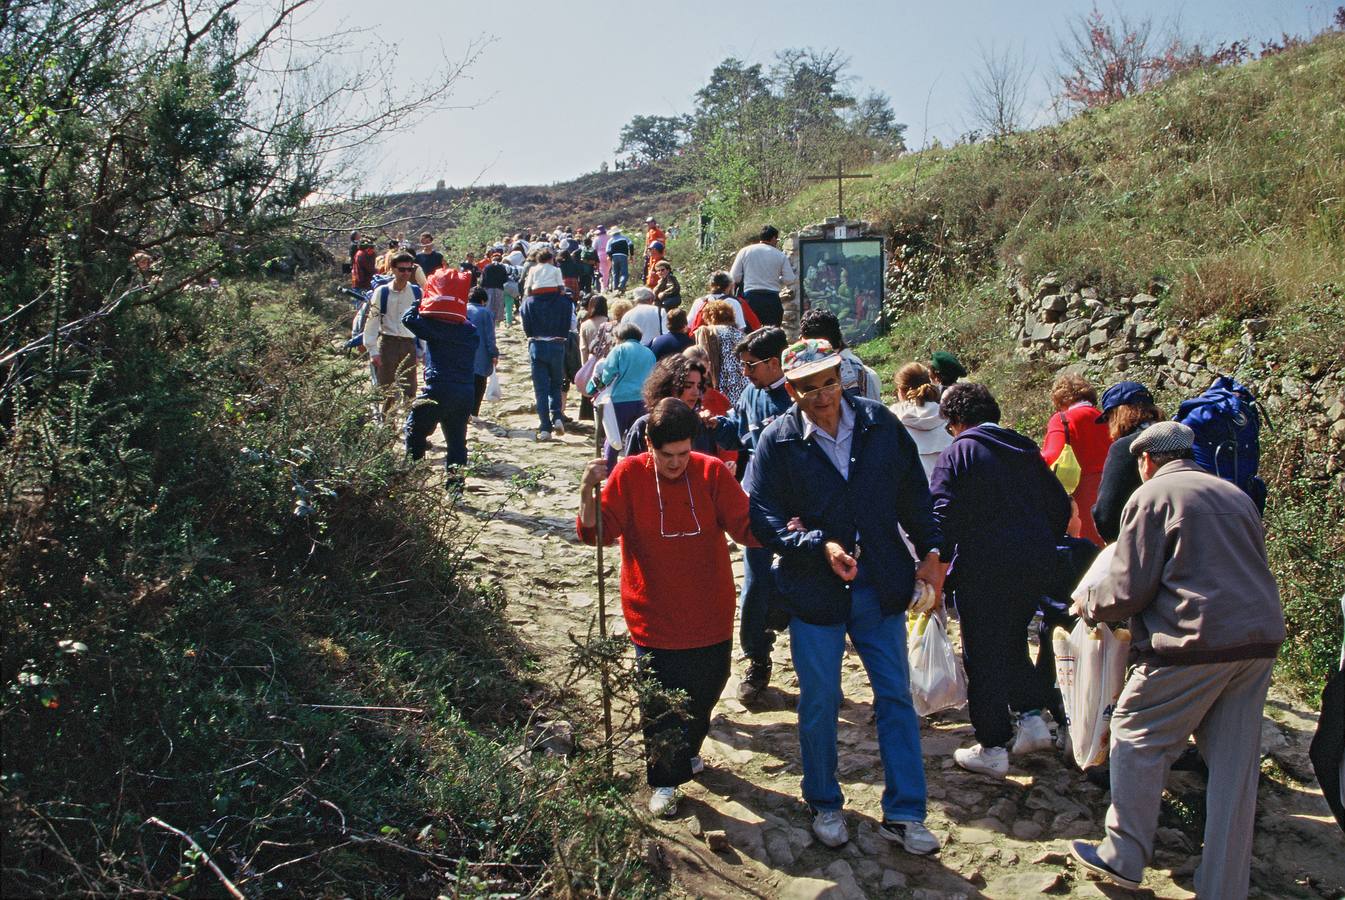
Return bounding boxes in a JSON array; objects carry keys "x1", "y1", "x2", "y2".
[{"x1": 1009, "y1": 272, "x2": 1345, "y2": 480}]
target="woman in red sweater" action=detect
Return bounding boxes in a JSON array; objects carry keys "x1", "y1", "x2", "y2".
[
  {"x1": 1040, "y1": 374, "x2": 1113, "y2": 546},
  {"x1": 578, "y1": 398, "x2": 757, "y2": 817}
]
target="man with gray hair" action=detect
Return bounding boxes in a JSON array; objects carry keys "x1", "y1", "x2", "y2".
[{"x1": 1070, "y1": 421, "x2": 1286, "y2": 899}]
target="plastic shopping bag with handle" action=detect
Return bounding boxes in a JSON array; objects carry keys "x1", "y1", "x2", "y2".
[
  {"x1": 907, "y1": 610, "x2": 967, "y2": 717},
  {"x1": 484, "y1": 370, "x2": 503, "y2": 402},
  {"x1": 1053, "y1": 618, "x2": 1131, "y2": 770}
]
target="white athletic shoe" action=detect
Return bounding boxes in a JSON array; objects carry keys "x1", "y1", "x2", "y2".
[
  {"x1": 812, "y1": 809, "x2": 849, "y2": 848},
  {"x1": 1012, "y1": 714, "x2": 1055, "y2": 755},
  {"x1": 879, "y1": 819, "x2": 941, "y2": 855},
  {"x1": 536, "y1": 430, "x2": 552, "y2": 442},
  {"x1": 1056, "y1": 722, "x2": 1071, "y2": 754},
  {"x1": 553, "y1": 420, "x2": 566, "y2": 436},
  {"x1": 954, "y1": 744, "x2": 1009, "y2": 778},
  {"x1": 648, "y1": 787, "x2": 678, "y2": 818},
  {"x1": 690, "y1": 756, "x2": 704, "y2": 775}
]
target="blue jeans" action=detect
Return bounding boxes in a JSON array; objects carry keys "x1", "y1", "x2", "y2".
[
  {"x1": 610, "y1": 253, "x2": 629, "y2": 291},
  {"x1": 789, "y1": 572, "x2": 927, "y2": 822},
  {"x1": 405, "y1": 383, "x2": 474, "y2": 474},
  {"x1": 528, "y1": 340, "x2": 566, "y2": 432},
  {"x1": 739, "y1": 546, "x2": 778, "y2": 664}
]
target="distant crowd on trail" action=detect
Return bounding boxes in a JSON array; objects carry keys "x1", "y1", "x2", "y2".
[{"x1": 341, "y1": 214, "x2": 1339, "y2": 899}]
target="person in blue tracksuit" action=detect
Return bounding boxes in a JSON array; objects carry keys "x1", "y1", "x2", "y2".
[
  {"x1": 928, "y1": 382, "x2": 1071, "y2": 777},
  {"x1": 702, "y1": 326, "x2": 792, "y2": 701},
  {"x1": 401, "y1": 301, "x2": 478, "y2": 493}
]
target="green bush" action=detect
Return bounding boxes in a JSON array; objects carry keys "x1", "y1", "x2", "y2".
[{"x1": 0, "y1": 286, "x2": 654, "y2": 897}]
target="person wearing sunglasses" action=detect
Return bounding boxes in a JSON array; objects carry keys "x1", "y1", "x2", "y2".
[
  {"x1": 699, "y1": 326, "x2": 793, "y2": 701},
  {"x1": 744, "y1": 339, "x2": 945, "y2": 856},
  {"x1": 361, "y1": 251, "x2": 424, "y2": 420},
  {"x1": 578, "y1": 398, "x2": 758, "y2": 819}
]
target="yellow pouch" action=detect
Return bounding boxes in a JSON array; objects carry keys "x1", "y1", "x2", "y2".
[{"x1": 1049, "y1": 412, "x2": 1083, "y2": 494}]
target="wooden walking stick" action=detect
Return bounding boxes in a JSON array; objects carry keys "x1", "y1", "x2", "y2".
[{"x1": 593, "y1": 472, "x2": 615, "y2": 776}]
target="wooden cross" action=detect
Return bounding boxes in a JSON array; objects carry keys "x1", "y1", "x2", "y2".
[{"x1": 806, "y1": 160, "x2": 873, "y2": 220}]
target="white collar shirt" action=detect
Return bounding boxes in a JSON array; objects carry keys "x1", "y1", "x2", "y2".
[{"x1": 803, "y1": 398, "x2": 855, "y2": 481}]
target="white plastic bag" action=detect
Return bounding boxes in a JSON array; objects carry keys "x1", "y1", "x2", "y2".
[
  {"x1": 484, "y1": 370, "x2": 502, "y2": 402},
  {"x1": 907, "y1": 611, "x2": 967, "y2": 717},
  {"x1": 1053, "y1": 619, "x2": 1131, "y2": 770}
]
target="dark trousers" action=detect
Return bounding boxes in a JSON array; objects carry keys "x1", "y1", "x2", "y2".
[
  {"x1": 739, "y1": 546, "x2": 778, "y2": 664},
  {"x1": 634, "y1": 639, "x2": 731, "y2": 788},
  {"x1": 743, "y1": 289, "x2": 783, "y2": 327},
  {"x1": 406, "y1": 384, "x2": 475, "y2": 474},
  {"x1": 472, "y1": 374, "x2": 487, "y2": 416},
  {"x1": 528, "y1": 340, "x2": 566, "y2": 432},
  {"x1": 955, "y1": 587, "x2": 1052, "y2": 749},
  {"x1": 1035, "y1": 605, "x2": 1076, "y2": 727}
]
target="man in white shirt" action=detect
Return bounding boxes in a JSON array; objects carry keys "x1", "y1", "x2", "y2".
[
  {"x1": 623, "y1": 287, "x2": 667, "y2": 348},
  {"x1": 729, "y1": 225, "x2": 797, "y2": 328},
  {"x1": 364, "y1": 251, "x2": 422, "y2": 418}
]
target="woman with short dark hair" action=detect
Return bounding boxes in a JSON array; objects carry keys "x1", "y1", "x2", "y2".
[
  {"x1": 577, "y1": 398, "x2": 757, "y2": 818},
  {"x1": 930, "y1": 383, "x2": 1072, "y2": 777}
]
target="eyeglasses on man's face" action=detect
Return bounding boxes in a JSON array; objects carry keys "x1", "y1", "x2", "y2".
[
  {"x1": 395, "y1": 265, "x2": 415, "y2": 273},
  {"x1": 741, "y1": 357, "x2": 769, "y2": 371},
  {"x1": 793, "y1": 377, "x2": 841, "y2": 401}
]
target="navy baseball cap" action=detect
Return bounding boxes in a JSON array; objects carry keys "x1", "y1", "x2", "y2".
[{"x1": 1097, "y1": 381, "x2": 1154, "y2": 422}]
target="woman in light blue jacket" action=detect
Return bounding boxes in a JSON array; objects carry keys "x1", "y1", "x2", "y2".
[{"x1": 589, "y1": 320, "x2": 656, "y2": 471}]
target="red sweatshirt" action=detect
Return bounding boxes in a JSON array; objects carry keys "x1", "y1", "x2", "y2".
[
  {"x1": 577, "y1": 452, "x2": 757, "y2": 650},
  {"x1": 1041, "y1": 403, "x2": 1113, "y2": 475}
]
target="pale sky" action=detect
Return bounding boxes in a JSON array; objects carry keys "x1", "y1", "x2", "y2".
[{"x1": 279, "y1": 0, "x2": 1328, "y2": 192}]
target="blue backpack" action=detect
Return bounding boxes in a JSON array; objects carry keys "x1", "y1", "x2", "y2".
[{"x1": 1174, "y1": 376, "x2": 1267, "y2": 513}]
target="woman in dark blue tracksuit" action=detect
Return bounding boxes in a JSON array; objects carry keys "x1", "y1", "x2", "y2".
[
  {"x1": 402, "y1": 302, "x2": 478, "y2": 491},
  {"x1": 929, "y1": 383, "x2": 1071, "y2": 776}
]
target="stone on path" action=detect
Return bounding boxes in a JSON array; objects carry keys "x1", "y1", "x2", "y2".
[{"x1": 983, "y1": 871, "x2": 1068, "y2": 897}]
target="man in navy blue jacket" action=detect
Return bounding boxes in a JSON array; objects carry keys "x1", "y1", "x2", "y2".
[
  {"x1": 746, "y1": 339, "x2": 945, "y2": 856},
  {"x1": 929, "y1": 383, "x2": 1071, "y2": 778}
]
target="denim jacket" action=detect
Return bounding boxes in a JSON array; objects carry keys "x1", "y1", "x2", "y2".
[{"x1": 745, "y1": 395, "x2": 941, "y2": 625}]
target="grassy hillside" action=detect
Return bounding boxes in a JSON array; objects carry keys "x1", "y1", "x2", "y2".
[
  {"x1": 676, "y1": 31, "x2": 1345, "y2": 694},
  {"x1": 344, "y1": 161, "x2": 697, "y2": 247}
]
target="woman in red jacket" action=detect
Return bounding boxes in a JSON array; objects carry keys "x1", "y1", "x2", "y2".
[
  {"x1": 1041, "y1": 374, "x2": 1112, "y2": 546},
  {"x1": 578, "y1": 398, "x2": 757, "y2": 818}
]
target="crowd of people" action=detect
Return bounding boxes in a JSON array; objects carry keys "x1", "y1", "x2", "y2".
[{"x1": 346, "y1": 219, "x2": 1288, "y2": 899}]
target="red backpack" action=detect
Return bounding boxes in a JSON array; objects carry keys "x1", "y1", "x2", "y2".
[{"x1": 420, "y1": 267, "x2": 471, "y2": 322}]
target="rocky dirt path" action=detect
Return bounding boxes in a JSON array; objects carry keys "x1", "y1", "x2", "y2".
[{"x1": 427, "y1": 325, "x2": 1344, "y2": 899}]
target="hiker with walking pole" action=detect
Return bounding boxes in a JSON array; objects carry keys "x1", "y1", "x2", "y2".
[{"x1": 577, "y1": 398, "x2": 758, "y2": 818}]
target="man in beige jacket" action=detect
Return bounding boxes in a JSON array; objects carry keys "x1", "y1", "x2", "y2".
[{"x1": 1069, "y1": 421, "x2": 1285, "y2": 899}]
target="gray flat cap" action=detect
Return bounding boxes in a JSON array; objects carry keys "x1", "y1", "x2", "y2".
[{"x1": 1130, "y1": 421, "x2": 1196, "y2": 457}]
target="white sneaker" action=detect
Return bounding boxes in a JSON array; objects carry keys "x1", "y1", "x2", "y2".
[
  {"x1": 879, "y1": 819, "x2": 941, "y2": 855},
  {"x1": 690, "y1": 756, "x2": 704, "y2": 775},
  {"x1": 812, "y1": 809, "x2": 849, "y2": 848},
  {"x1": 954, "y1": 744, "x2": 1009, "y2": 778},
  {"x1": 554, "y1": 420, "x2": 566, "y2": 436},
  {"x1": 536, "y1": 430, "x2": 552, "y2": 442},
  {"x1": 1056, "y1": 722, "x2": 1071, "y2": 754},
  {"x1": 648, "y1": 787, "x2": 678, "y2": 818},
  {"x1": 1012, "y1": 714, "x2": 1054, "y2": 755}
]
